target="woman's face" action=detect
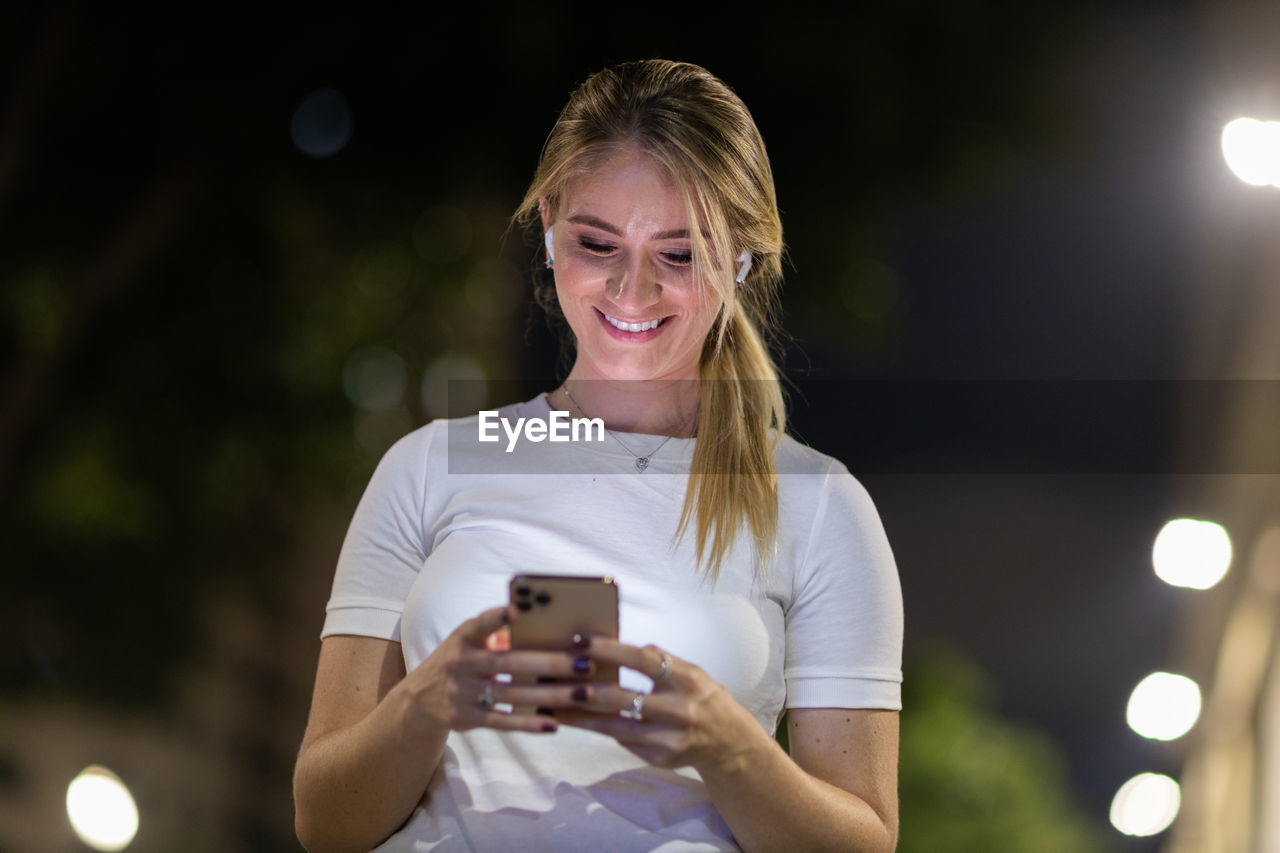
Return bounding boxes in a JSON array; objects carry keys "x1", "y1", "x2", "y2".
[{"x1": 542, "y1": 149, "x2": 723, "y2": 384}]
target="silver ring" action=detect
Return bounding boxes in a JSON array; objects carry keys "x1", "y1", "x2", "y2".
[
  {"x1": 655, "y1": 653, "x2": 672, "y2": 684},
  {"x1": 628, "y1": 692, "x2": 646, "y2": 721},
  {"x1": 478, "y1": 683, "x2": 495, "y2": 710}
]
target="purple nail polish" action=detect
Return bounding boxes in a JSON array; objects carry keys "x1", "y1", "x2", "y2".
[
  {"x1": 572, "y1": 685, "x2": 589, "y2": 702},
  {"x1": 542, "y1": 721, "x2": 558, "y2": 733},
  {"x1": 571, "y1": 633, "x2": 590, "y2": 649},
  {"x1": 573, "y1": 656, "x2": 591, "y2": 674}
]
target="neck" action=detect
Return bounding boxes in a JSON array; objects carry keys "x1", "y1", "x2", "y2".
[{"x1": 554, "y1": 375, "x2": 700, "y2": 437}]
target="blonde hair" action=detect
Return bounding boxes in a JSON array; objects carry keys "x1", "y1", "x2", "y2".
[{"x1": 513, "y1": 60, "x2": 786, "y2": 577}]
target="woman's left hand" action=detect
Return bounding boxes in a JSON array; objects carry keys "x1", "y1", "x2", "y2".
[{"x1": 554, "y1": 638, "x2": 769, "y2": 776}]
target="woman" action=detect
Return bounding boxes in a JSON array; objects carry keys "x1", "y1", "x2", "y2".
[{"x1": 294, "y1": 60, "x2": 903, "y2": 852}]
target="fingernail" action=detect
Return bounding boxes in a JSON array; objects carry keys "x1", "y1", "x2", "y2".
[
  {"x1": 573, "y1": 656, "x2": 591, "y2": 674},
  {"x1": 572, "y1": 685, "x2": 589, "y2": 702},
  {"x1": 571, "y1": 633, "x2": 590, "y2": 648},
  {"x1": 501, "y1": 609, "x2": 511, "y2": 625},
  {"x1": 542, "y1": 721, "x2": 557, "y2": 733}
]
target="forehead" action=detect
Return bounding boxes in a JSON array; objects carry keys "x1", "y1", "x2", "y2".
[{"x1": 560, "y1": 149, "x2": 691, "y2": 229}]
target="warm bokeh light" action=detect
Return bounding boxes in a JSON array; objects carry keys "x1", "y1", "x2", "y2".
[
  {"x1": 1126, "y1": 672, "x2": 1202, "y2": 740},
  {"x1": 66, "y1": 766, "x2": 139, "y2": 851},
  {"x1": 1110, "y1": 772, "x2": 1180, "y2": 837},
  {"x1": 1221, "y1": 117, "x2": 1280, "y2": 187},
  {"x1": 1152, "y1": 518, "x2": 1232, "y2": 589}
]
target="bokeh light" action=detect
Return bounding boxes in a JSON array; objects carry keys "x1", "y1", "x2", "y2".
[
  {"x1": 1152, "y1": 518, "x2": 1232, "y2": 589},
  {"x1": 342, "y1": 346, "x2": 408, "y2": 410},
  {"x1": 1110, "y1": 772, "x2": 1180, "y2": 837},
  {"x1": 291, "y1": 87, "x2": 353, "y2": 158},
  {"x1": 66, "y1": 766, "x2": 139, "y2": 851},
  {"x1": 1221, "y1": 117, "x2": 1280, "y2": 187},
  {"x1": 420, "y1": 353, "x2": 487, "y2": 419},
  {"x1": 1126, "y1": 672, "x2": 1202, "y2": 740}
]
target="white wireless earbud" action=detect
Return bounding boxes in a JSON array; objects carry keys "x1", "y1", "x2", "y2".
[
  {"x1": 735, "y1": 250, "x2": 753, "y2": 285},
  {"x1": 544, "y1": 226, "x2": 555, "y2": 264}
]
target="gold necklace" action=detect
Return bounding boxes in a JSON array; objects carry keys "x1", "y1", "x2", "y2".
[{"x1": 559, "y1": 385, "x2": 697, "y2": 473}]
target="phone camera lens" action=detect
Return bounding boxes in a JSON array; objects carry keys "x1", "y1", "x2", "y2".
[
  {"x1": 535, "y1": 591, "x2": 552, "y2": 605},
  {"x1": 516, "y1": 600, "x2": 533, "y2": 612},
  {"x1": 515, "y1": 585, "x2": 531, "y2": 597}
]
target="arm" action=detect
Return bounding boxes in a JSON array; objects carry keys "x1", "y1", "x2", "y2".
[
  {"x1": 293, "y1": 608, "x2": 577, "y2": 853},
  {"x1": 292, "y1": 635, "x2": 444, "y2": 853},
  {"x1": 700, "y1": 461, "x2": 900, "y2": 849},
  {"x1": 559, "y1": 642, "x2": 899, "y2": 853},
  {"x1": 701, "y1": 707, "x2": 898, "y2": 852}
]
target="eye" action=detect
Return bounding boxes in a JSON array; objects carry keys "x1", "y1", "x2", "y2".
[
  {"x1": 662, "y1": 251, "x2": 693, "y2": 266},
  {"x1": 578, "y1": 238, "x2": 615, "y2": 256}
]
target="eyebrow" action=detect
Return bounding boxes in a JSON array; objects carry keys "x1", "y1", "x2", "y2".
[{"x1": 565, "y1": 214, "x2": 702, "y2": 242}]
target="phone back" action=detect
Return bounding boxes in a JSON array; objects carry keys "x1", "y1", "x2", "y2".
[{"x1": 508, "y1": 575, "x2": 619, "y2": 713}]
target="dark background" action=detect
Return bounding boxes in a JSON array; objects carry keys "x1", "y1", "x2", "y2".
[{"x1": 4, "y1": 3, "x2": 1269, "y2": 851}]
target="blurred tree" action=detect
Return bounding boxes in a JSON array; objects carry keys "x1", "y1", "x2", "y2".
[
  {"x1": 897, "y1": 646, "x2": 1114, "y2": 853},
  {"x1": 776, "y1": 646, "x2": 1113, "y2": 851}
]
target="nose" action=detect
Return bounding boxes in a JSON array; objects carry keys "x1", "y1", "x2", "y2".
[{"x1": 611, "y1": 253, "x2": 660, "y2": 311}]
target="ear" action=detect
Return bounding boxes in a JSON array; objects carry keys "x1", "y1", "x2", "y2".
[{"x1": 538, "y1": 196, "x2": 551, "y2": 231}]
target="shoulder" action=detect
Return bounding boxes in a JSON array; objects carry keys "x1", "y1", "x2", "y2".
[
  {"x1": 775, "y1": 432, "x2": 844, "y2": 477},
  {"x1": 371, "y1": 419, "x2": 443, "y2": 479},
  {"x1": 775, "y1": 433, "x2": 890, "y2": 565},
  {"x1": 775, "y1": 433, "x2": 875, "y2": 511}
]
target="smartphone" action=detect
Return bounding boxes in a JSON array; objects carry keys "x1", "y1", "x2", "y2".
[{"x1": 508, "y1": 574, "x2": 619, "y2": 715}]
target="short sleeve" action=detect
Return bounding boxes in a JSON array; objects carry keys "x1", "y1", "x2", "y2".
[
  {"x1": 784, "y1": 461, "x2": 904, "y2": 710},
  {"x1": 320, "y1": 426, "x2": 434, "y2": 642}
]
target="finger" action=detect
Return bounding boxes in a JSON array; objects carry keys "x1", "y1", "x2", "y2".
[
  {"x1": 484, "y1": 626, "x2": 511, "y2": 652},
  {"x1": 574, "y1": 684, "x2": 684, "y2": 727},
  {"x1": 556, "y1": 709, "x2": 639, "y2": 734},
  {"x1": 473, "y1": 708, "x2": 561, "y2": 735},
  {"x1": 457, "y1": 606, "x2": 513, "y2": 646},
  {"x1": 458, "y1": 647, "x2": 595, "y2": 678},
  {"x1": 520, "y1": 679, "x2": 677, "y2": 726},
  {"x1": 578, "y1": 639, "x2": 683, "y2": 689},
  {"x1": 456, "y1": 678, "x2": 561, "y2": 734},
  {"x1": 557, "y1": 712, "x2": 689, "y2": 769},
  {"x1": 489, "y1": 680, "x2": 598, "y2": 710},
  {"x1": 556, "y1": 710, "x2": 669, "y2": 742}
]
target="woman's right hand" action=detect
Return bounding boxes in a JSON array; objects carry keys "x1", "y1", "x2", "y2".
[
  {"x1": 295, "y1": 606, "x2": 590, "y2": 852},
  {"x1": 400, "y1": 605, "x2": 588, "y2": 735}
]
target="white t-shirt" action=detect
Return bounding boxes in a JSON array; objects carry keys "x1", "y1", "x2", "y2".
[{"x1": 322, "y1": 394, "x2": 903, "y2": 852}]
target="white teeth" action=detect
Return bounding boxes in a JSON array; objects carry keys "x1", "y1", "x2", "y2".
[{"x1": 605, "y1": 314, "x2": 664, "y2": 333}]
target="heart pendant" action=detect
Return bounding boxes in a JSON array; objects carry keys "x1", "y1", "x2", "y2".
[{"x1": 635, "y1": 457, "x2": 649, "y2": 473}]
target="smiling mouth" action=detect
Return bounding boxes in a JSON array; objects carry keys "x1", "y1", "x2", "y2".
[{"x1": 603, "y1": 312, "x2": 666, "y2": 333}]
